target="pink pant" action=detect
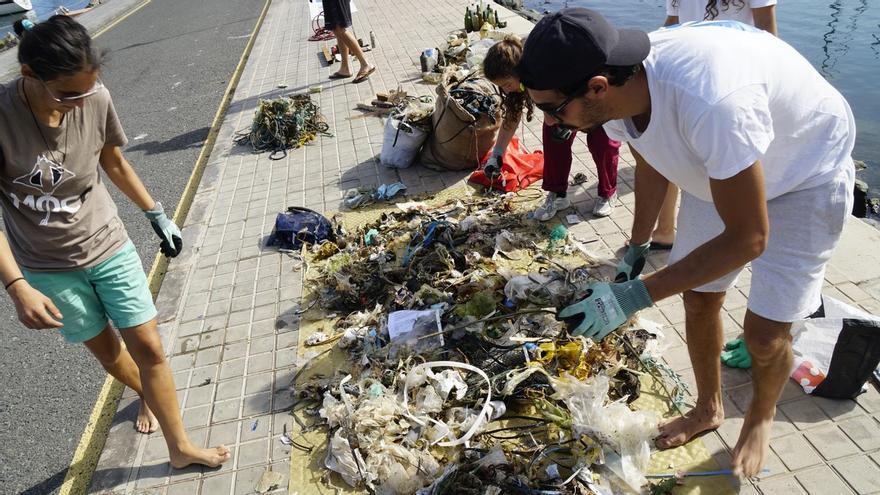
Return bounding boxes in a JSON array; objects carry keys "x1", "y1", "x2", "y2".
[{"x1": 541, "y1": 123, "x2": 620, "y2": 198}]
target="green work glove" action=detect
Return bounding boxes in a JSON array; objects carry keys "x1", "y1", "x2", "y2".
[
  {"x1": 721, "y1": 337, "x2": 752, "y2": 369},
  {"x1": 615, "y1": 241, "x2": 650, "y2": 283},
  {"x1": 144, "y1": 202, "x2": 183, "y2": 258},
  {"x1": 557, "y1": 280, "x2": 654, "y2": 340}
]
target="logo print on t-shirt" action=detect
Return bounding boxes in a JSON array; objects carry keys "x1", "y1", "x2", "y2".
[{"x1": 10, "y1": 153, "x2": 78, "y2": 225}]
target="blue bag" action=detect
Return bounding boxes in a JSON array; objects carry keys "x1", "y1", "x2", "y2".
[{"x1": 266, "y1": 207, "x2": 335, "y2": 250}]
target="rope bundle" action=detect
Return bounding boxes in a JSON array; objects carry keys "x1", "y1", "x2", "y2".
[{"x1": 235, "y1": 94, "x2": 332, "y2": 160}]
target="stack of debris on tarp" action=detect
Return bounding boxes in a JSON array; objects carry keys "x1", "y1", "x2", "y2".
[{"x1": 282, "y1": 191, "x2": 692, "y2": 495}]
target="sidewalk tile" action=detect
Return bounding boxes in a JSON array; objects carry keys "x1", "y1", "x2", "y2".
[
  {"x1": 771, "y1": 433, "x2": 823, "y2": 471},
  {"x1": 838, "y1": 415, "x2": 880, "y2": 451},
  {"x1": 805, "y1": 426, "x2": 861, "y2": 460},
  {"x1": 794, "y1": 465, "x2": 854, "y2": 495},
  {"x1": 832, "y1": 455, "x2": 880, "y2": 494}
]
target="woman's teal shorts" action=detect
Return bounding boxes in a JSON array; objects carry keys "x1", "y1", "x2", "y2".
[{"x1": 21, "y1": 241, "x2": 157, "y2": 343}]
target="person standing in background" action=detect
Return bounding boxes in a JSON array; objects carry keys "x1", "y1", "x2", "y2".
[
  {"x1": 323, "y1": 0, "x2": 376, "y2": 83},
  {"x1": 652, "y1": 0, "x2": 778, "y2": 251}
]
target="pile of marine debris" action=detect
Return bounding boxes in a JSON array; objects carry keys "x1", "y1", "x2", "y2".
[{"x1": 287, "y1": 193, "x2": 686, "y2": 494}]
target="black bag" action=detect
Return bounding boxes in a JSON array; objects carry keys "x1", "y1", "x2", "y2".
[{"x1": 266, "y1": 207, "x2": 335, "y2": 250}]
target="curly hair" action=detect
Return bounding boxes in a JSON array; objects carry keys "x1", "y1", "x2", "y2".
[
  {"x1": 671, "y1": 0, "x2": 746, "y2": 20},
  {"x1": 483, "y1": 35, "x2": 534, "y2": 130}
]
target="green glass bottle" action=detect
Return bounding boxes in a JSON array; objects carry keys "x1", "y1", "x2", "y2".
[{"x1": 465, "y1": 7, "x2": 473, "y2": 32}]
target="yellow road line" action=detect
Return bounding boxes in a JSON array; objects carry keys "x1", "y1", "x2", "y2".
[
  {"x1": 58, "y1": 1, "x2": 273, "y2": 493},
  {"x1": 92, "y1": 0, "x2": 152, "y2": 38}
]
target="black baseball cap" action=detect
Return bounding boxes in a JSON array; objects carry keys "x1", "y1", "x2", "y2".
[{"x1": 517, "y1": 8, "x2": 650, "y2": 90}]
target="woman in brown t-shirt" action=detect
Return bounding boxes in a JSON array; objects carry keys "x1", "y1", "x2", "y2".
[{"x1": 0, "y1": 16, "x2": 229, "y2": 469}]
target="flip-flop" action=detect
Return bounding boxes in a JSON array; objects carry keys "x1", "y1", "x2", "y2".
[
  {"x1": 328, "y1": 72, "x2": 351, "y2": 80},
  {"x1": 352, "y1": 66, "x2": 376, "y2": 84},
  {"x1": 649, "y1": 241, "x2": 674, "y2": 251}
]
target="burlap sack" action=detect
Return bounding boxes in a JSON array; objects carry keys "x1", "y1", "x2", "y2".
[{"x1": 419, "y1": 71, "x2": 501, "y2": 171}]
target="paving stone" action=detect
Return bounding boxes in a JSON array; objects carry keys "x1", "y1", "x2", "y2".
[
  {"x1": 182, "y1": 405, "x2": 211, "y2": 430},
  {"x1": 133, "y1": 461, "x2": 170, "y2": 490},
  {"x1": 200, "y1": 472, "x2": 233, "y2": 494},
  {"x1": 757, "y1": 474, "x2": 805, "y2": 494},
  {"x1": 234, "y1": 464, "x2": 270, "y2": 494},
  {"x1": 771, "y1": 433, "x2": 823, "y2": 471},
  {"x1": 240, "y1": 415, "x2": 272, "y2": 443},
  {"x1": 662, "y1": 344, "x2": 691, "y2": 372},
  {"x1": 243, "y1": 392, "x2": 272, "y2": 417},
  {"x1": 143, "y1": 435, "x2": 170, "y2": 463},
  {"x1": 832, "y1": 455, "x2": 880, "y2": 494},
  {"x1": 236, "y1": 438, "x2": 270, "y2": 469},
  {"x1": 168, "y1": 461, "x2": 203, "y2": 485},
  {"x1": 780, "y1": 397, "x2": 831, "y2": 431},
  {"x1": 794, "y1": 465, "x2": 854, "y2": 495},
  {"x1": 805, "y1": 425, "x2": 861, "y2": 460},
  {"x1": 184, "y1": 383, "x2": 215, "y2": 409},
  {"x1": 838, "y1": 415, "x2": 880, "y2": 451},
  {"x1": 812, "y1": 396, "x2": 863, "y2": 421},
  {"x1": 198, "y1": 328, "x2": 224, "y2": 349},
  {"x1": 249, "y1": 335, "x2": 275, "y2": 356},
  {"x1": 855, "y1": 383, "x2": 880, "y2": 414},
  {"x1": 215, "y1": 376, "x2": 244, "y2": 401},
  {"x1": 245, "y1": 372, "x2": 274, "y2": 396},
  {"x1": 166, "y1": 479, "x2": 200, "y2": 495},
  {"x1": 247, "y1": 353, "x2": 274, "y2": 374},
  {"x1": 219, "y1": 358, "x2": 246, "y2": 380},
  {"x1": 222, "y1": 340, "x2": 248, "y2": 360},
  {"x1": 212, "y1": 398, "x2": 242, "y2": 424},
  {"x1": 190, "y1": 363, "x2": 219, "y2": 385},
  {"x1": 225, "y1": 323, "x2": 249, "y2": 343}
]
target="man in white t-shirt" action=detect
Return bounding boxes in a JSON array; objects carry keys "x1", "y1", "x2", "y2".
[{"x1": 517, "y1": 8, "x2": 855, "y2": 478}]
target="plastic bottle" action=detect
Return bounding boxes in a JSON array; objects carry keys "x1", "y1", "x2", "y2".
[
  {"x1": 370, "y1": 30, "x2": 377, "y2": 48},
  {"x1": 479, "y1": 21, "x2": 491, "y2": 40}
]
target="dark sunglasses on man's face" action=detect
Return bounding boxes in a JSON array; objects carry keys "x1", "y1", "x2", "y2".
[{"x1": 535, "y1": 92, "x2": 579, "y2": 121}]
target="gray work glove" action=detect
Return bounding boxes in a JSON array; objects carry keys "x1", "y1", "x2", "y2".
[
  {"x1": 144, "y1": 202, "x2": 183, "y2": 258},
  {"x1": 615, "y1": 241, "x2": 650, "y2": 283},
  {"x1": 483, "y1": 150, "x2": 503, "y2": 180}
]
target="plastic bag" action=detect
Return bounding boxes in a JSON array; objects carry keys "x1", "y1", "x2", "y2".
[
  {"x1": 469, "y1": 136, "x2": 545, "y2": 192},
  {"x1": 380, "y1": 117, "x2": 428, "y2": 169}
]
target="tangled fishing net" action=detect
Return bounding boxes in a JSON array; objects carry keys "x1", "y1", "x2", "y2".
[{"x1": 235, "y1": 94, "x2": 332, "y2": 160}]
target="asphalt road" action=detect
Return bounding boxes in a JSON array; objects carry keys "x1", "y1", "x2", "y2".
[{"x1": 0, "y1": 0, "x2": 265, "y2": 492}]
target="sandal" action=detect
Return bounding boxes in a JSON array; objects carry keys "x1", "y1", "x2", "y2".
[
  {"x1": 649, "y1": 241, "x2": 674, "y2": 251},
  {"x1": 352, "y1": 66, "x2": 376, "y2": 84},
  {"x1": 329, "y1": 71, "x2": 351, "y2": 80}
]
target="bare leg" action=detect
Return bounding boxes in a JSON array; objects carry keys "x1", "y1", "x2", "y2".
[
  {"x1": 656, "y1": 290, "x2": 725, "y2": 448},
  {"x1": 331, "y1": 27, "x2": 352, "y2": 77},
  {"x1": 333, "y1": 26, "x2": 373, "y2": 77},
  {"x1": 83, "y1": 326, "x2": 158, "y2": 433},
  {"x1": 652, "y1": 183, "x2": 678, "y2": 245},
  {"x1": 732, "y1": 311, "x2": 792, "y2": 478},
  {"x1": 120, "y1": 319, "x2": 230, "y2": 468}
]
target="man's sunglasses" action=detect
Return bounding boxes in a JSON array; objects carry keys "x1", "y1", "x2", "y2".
[
  {"x1": 535, "y1": 91, "x2": 579, "y2": 121},
  {"x1": 39, "y1": 78, "x2": 104, "y2": 104}
]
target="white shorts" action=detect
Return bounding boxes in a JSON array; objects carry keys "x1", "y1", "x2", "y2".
[{"x1": 668, "y1": 164, "x2": 854, "y2": 323}]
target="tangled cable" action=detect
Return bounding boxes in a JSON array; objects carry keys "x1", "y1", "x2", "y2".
[{"x1": 235, "y1": 94, "x2": 333, "y2": 160}]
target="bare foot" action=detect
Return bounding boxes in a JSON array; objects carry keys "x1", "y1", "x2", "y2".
[
  {"x1": 655, "y1": 407, "x2": 724, "y2": 449},
  {"x1": 136, "y1": 400, "x2": 159, "y2": 434},
  {"x1": 170, "y1": 445, "x2": 231, "y2": 469},
  {"x1": 732, "y1": 409, "x2": 774, "y2": 478}
]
